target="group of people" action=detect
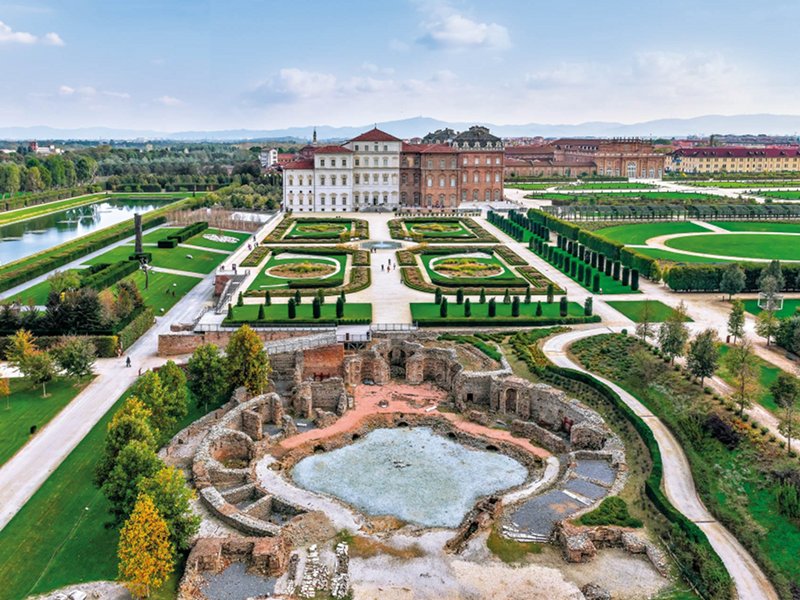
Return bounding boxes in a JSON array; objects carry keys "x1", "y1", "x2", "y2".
[{"x1": 381, "y1": 260, "x2": 397, "y2": 272}]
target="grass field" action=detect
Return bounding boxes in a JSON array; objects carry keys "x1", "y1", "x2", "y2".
[
  {"x1": 123, "y1": 270, "x2": 202, "y2": 314},
  {"x1": 718, "y1": 344, "x2": 784, "y2": 412},
  {"x1": 248, "y1": 254, "x2": 346, "y2": 291},
  {"x1": 140, "y1": 227, "x2": 181, "y2": 243},
  {"x1": 526, "y1": 191, "x2": 722, "y2": 203},
  {"x1": 686, "y1": 181, "x2": 800, "y2": 188},
  {"x1": 596, "y1": 222, "x2": 708, "y2": 245},
  {"x1": 1, "y1": 377, "x2": 89, "y2": 467},
  {"x1": 227, "y1": 302, "x2": 371, "y2": 324},
  {"x1": 557, "y1": 182, "x2": 657, "y2": 190},
  {"x1": 407, "y1": 220, "x2": 473, "y2": 238},
  {"x1": 0, "y1": 193, "x2": 107, "y2": 226},
  {"x1": 626, "y1": 247, "x2": 735, "y2": 264},
  {"x1": 410, "y1": 300, "x2": 585, "y2": 322},
  {"x1": 760, "y1": 190, "x2": 800, "y2": 200},
  {"x1": 0, "y1": 386, "x2": 211, "y2": 599},
  {"x1": 6, "y1": 270, "x2": 80, "y2": 305},
  {"x1": 285, "y1": 220, "x2": 352, "y2": 239},
  {"x1": 183, "y1": 229, "x2": 250, "y2": 251},
  {"x1": 708, "y1": 221, "x2": 800, "y2": 233},
  {"x1": 664, "y1": 233, "x2": 800, "y2": 260},
  {"x1": 743, "y1": 298, "x2": 800, "y2": 319},
  {"x1": 85, "y1": 244, "x2": 227, "y2": 274},
  {"x1": 606, "y1": 300, "x2": 693, "y2": 323},
  {"x1": 503, "y1": 182, "x2": 558, "y2": 190}
]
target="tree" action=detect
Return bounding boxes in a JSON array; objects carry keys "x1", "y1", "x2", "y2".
[
  {"x1": 158, "y1": 361, "x2": 188, "y2": 429},
  {"x1": 727, "y1": 300, "x2": 745, "y2": 344},
  {"x1": 559, "y1": 296, "x2": 568, "y2": 317},
  {"x1": 535, "y1": 301, "x2": 543, "y2": 317},
  {"x1": 226, "y1": 325, "x2": 271, "y2": 395},
  {"x1": 720, "y1": 263, "x2": 746, "y2": 300},
  {"x1": 758, "y1": 259, "x2": 785, "y2": 292},
  {"x1": 434, "y1": 287, "x2": 442, "y2": 305},
  {"x1": 257, "y1": 303, "x2": 265, "y2": 320},
  {"x1": 584, "y1": 297, "x2": 593, "y2": 316},
  {"x1": 138, "y1": 466, "x2": 200, "y2": 552},
  {"x1": 236, "y1": 293, "x2": 244, "y2": 307},
  {"x1": 0, "y1": 378, "x2": 10, "y2": 411},
  {"x1": 316, "y1": 288, "x2": 325, "y2": 305},
  {"x1": 592, "y1": 273, "x2": 600, "y2": 293},
  {"x1": 336, "y1": 296, "x2": 344, "y2": 319},
  {"x1": 511, "y1": 296, "x2": 520, "y2": 317},
  {"x1": 771, "y1": 372, "x2": 799, "y2": 454},
  {"x1": 287, "y1": 298, "x2": 296, "y2": 319},
  {"x1": 440, "y1": 297, "x2": 448, "y2": 318},
  {"x1": 312, "y1": 297, "x2": 321, "y2": 319},
  {"x1": 339, "y1": 290, "x2": 346, "y2": 305},
  {"x1": 524, "y1": 286, "x2": 531, "y2": 304},
  {"x1": 264, "y1": 290, "x2": 271, "y2": 306},
  {"x1": 479, "y1": 288, "x2": 486, "y2": 304},
  {"x1": 47, "y1": 270, "x2": 81, "y2": 296},
  {"x1": 294, "y1": 289, "x2": 302, "y2": 305},
  {"x1": 546, "y1": 283, "x2": 554, "y2": 304},
  {"x1": 488, "y1": 298, "x2": 496, "y2": 317},
  {"x1": 723, "y1": 337, "x2": 760, "y2": 416},
  {"x1": 503, "y1": 289, "x2": 511, "y2": 304},
  {"x1": 21, "y1": 350, "x2": 56, "y2": 397},
  {"x1": 7, "y1": 328, "x2": 36, "y2": 369},
  {"x1": 95, "y1": 397, "x2": 156, "y2": 486},
  {"x1": 132, "y1": 371, "x2": 168, "y2": 434},
  {"x1": 635, "y1": 300, "x2": 655, "y2": 342},
  {"x1": 53, "y1": 336, "x2": 96, "y2": 379},
  {"x1": 755, "y1": 310, "x2": 780, "y2": 346},
  {"x1": 456, "y1": 288, "x2": 464, "y2": 305},
  {"x1": 658, "y1": 301, "x2": 689, "y2": 364},
  {"x1": 187, "y1": 344, "x2": 228, "y2": 412},
  {"x1": 687, "y1": 329, "x2": 719, "y2": 386},
  {"x1": 464, "y1": 298, "x2": 472, "y2": 318},
  {"x1": 103, "y1": 440, "x2": 164, "y2": 522},
  {"x1": 118, "y1": 492, "x2": 174, "y2": 599}
]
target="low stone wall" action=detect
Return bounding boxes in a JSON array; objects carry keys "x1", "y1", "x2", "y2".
[{"x1": 158, "y1": 329, "x2": 303, "y2": 356}]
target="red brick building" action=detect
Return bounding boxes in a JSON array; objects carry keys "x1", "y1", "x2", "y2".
[{"x1": 400, "y1": 143, "x2": 460, "y2": 208}]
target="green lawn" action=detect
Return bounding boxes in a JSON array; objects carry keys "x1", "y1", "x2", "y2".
[
  {"x1": 140, "y1": 227, "x2": 181, "y2": 243},
  {"x1": 247, "y1": 254, "x2": 346, "y2": 291},
  {"x1": 743, "y1": 298, "x2": 800, "y2": 319},
  {"x1": 85, "y1": 244, "x2": 227, "y2": 274},
  {"x1": 623, "y1": 247, "x2": 734, "y2": 264},
  {"x1": 123, "y1": 270, "x2": 202, "y2": 314},
  {"x1": 760, "y1": 191, "x2": 800, "y2": 200},
  {"x1": 0, "y1": 194, "x2": 108, "y2": 226},
  {"x1": 526, "y1": 191, "x2": 721, "y2": 203},
  {"x1": 182, "y1": 229, "x2": 250, "y2": 251},
  {"x1": 407, "y1": 220, "x2": 473, "y2": 239},
  {"x1": 718, "y1": 345, "x2": 785, "y2": 413},
  {"x1": 226, "y1": 302, "x2": 371, "y2": 324},
  {"x1": 557, "y1": 182, "x2": 657, "y2": 190},
  {"x1": 410, "y1": 300, "x2": 586, "y2": 322},
  {"x1": 1, "y1": 377, "x2": 90, "y2": 467},
  {"x1": 542, "y1": 248, "x2": 636, "y2": 294},
  {"x1": 420, "y1": 252, "x2": 525, "y2": 287},
  {"x1": 504, "y1": 182, "x2": 558, "y2": 190},
  {"x1": 0, "y1": 386, "x2": 213, "y2": 599},
  {"x1": 596, "y1": 222, "x2": 708, "y2": 245},
  {"x1": 687, "y1": 181, "x2": 800, "y2": 188},
  {"x1": 285, "y1": 220, "x2": 352, "y2": 239},
  {"x1": 665, "y1": 233, "x2": 800, "y2": 261},
  {"x1": 6, "y1": 271, "x2": 81, "y2": 305},
  {"x1": 606, "y1": 300, "x2": 693, "y2": 323},
  {"x1": 708, "y1": 221, "x2": 800, "y2": 233}
]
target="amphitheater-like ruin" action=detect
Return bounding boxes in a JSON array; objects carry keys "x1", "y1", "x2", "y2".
[{"x1": 172, "y1": 333, "x2": 671, "y2": 599}]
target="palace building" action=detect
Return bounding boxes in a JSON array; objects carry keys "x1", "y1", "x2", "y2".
[
  {"x1": 283, "y1": 125, "x2": 505, "y2": 212},
  {"x1": 666, "y1": 146, "x2": 800, "y2": 174}
]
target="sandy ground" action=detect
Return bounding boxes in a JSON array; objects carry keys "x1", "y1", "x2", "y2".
[{"x1": 30, "y1": 581, "x2": 131, "y2": 600}]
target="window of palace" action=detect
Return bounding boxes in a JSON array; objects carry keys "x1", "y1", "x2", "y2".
[
  {"x1": 450, "y1": 176, "x2": 456, "y2": 187},
  {"x1": 355, "y1": 158, "x2": 360, "y2": 166},
  {"x1": 320, "y1": 175, "x2": 326, "y2": 185},
  {"x1": 320, "y1": 159, "x2": 325, "y2": 166},
  {"x1": 383, "y1": 157, "x2": 388, "y2": 166},
  {"x1": 439, "y1": 176, "x2": 445, "y2": 187},
  {"x1": 288, "y1": 176, "x2": 294, "y2": 185},
  {"x1": 342, "y1": 175, "x2": 347, "y2": 185},
  {"x1": 439, "y1": 159, "x2": 445, "y2": 168},
  {"x1": 427, "y1": 176, "x2": 433, "y2": 187}
]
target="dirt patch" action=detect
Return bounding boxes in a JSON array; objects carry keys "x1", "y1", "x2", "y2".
[{"x1": 336, "y1": 531, "x2": 426, "y2": 560}]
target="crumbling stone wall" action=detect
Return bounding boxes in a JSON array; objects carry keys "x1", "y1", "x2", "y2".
[
  {"x1": 294, "y1": 378, "x2": 348, "y2": 418},
  {"x1": 302, "y1": 345, "x2": 344, "y2": 380},
  {"x1": 157, "y1": 329, "x2": 302, "y2": 356}
]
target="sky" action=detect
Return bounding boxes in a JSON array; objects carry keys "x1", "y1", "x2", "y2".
[{"x1": 1, "y1": 0, "x2": 799, "y2": 132}]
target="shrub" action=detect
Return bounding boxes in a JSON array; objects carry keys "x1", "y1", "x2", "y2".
[
  {"x1": 440, "y1": 297, "x2": 448, "y2": 318},
  {"x1": 578, "y1": 496, "x2": 642, "y2": 528},
  {"x1": 117, "y1": 308, "x2": 155, "y2": 350}
]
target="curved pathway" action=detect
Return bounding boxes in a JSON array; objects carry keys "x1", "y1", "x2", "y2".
[
  {"x1": 630, "y1": 230, "x2": 800, "y2": 263},
  {"x1": 542, "y1": 327, "x2": 778, "y2": 600}
]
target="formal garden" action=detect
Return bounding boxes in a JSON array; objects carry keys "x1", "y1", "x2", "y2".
[
  {"x1": 264, "y1": 216, "x2": 369, "y2": 243},
  {"x1": 225, "y1": 295, "x2": 372, "y2": 325},
  {"x1": 388, "y1": 216, "x2": 497, "y2": 242}
]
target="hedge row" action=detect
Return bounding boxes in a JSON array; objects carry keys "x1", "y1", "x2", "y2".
[
  {"x1": 224, "y1": 317, "x2": 370, "y2": 327},
  {"x1": 665, "y1": 262, "x2": 800, "y2": 292},
  {"x1": 157, "y1": 221, "x2": 208, "y2": 247},
  {"x1": 79, "y1": 260, "x2": 139, "y2": 292},
  {"x1": 401, "y1": 266, "x2": 544, "y2": 296},
  {"x1": 245, "y1": 267, "x2": 371, "y2": 298},
  {"x1": 415, "y1": 315, "x2": 601, "y2": 327},
  {"x1": 0, "y1": 186, "x2": 100, "y2": 213},
  {"x1": 543, "y1": 364, "x2": 732, "y2": 599},
  {"x1": 118, "y1": 307, "x2": 155, "y2": 350},
  {"x1": 0, "y1": 196, "x2": 198, "y2": 293},
  {"x1": 388, "y1": 217, "x2": 497, "y2": 243}
]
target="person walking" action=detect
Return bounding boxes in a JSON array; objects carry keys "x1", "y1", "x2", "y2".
[{"x1": 126, "y1": 356, "x2": 131, "y2": 368}]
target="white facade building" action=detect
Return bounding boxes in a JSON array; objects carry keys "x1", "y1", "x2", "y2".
[
  {"x1": 282, "y1": 159, "x2": 315, "y2": 212},
  {"x1": 343, "y1": 128, "x2": 401, "y2": 211},
  {"x1": 313, "y1": 146, "x2": 354, "y2": 212}
]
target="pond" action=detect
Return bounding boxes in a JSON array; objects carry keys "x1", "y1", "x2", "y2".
[
  {"x1": 291, "y1": 427, "x2": 528, "y2": 528},
  {"x1": 0, "y1": 198, "x2": 173, "y2": 265}
]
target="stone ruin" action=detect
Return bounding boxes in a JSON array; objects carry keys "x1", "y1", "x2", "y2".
[{"x1": 284, "y1": 543, "x2": 350, "y2": 599}]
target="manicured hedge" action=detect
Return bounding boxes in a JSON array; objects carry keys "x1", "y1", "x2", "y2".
[
  {"x1": 0, "y1": 334, "x2": 119, "y2": 359},
  {"x1": 665, "y1": 262, "x2": 800, "y2": 292},
  {"x1": 158, "y1": 221, "x2": 208, "y2": 247},
  {"x1": 415, "y1": 315, "x2": 601, "y2": 327},
  {"x1": 79, "y1": 260, "x2": 139, "y2": 291},
  {"x1": 0, "y1": 187, "x2": 100, "y2": 213},
  {"x1": 117, "y1": 307, "x2": 155, "y2": 350}
]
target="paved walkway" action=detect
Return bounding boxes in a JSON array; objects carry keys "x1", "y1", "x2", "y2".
[{"x1": 542, "y1": 327, "x2": 778, "y2": 600}]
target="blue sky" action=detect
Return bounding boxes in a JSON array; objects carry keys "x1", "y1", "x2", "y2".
[{"x1": 1, "y1": 0, "x2": 799, "y2": 131}]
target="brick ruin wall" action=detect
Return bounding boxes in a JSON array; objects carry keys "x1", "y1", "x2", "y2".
[{"x1": 158, "y1": 329, "x2": 303, "y2": 356}]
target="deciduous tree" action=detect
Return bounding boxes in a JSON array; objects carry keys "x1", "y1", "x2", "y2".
[
  {"x1": 723, "y1": 337, "x2": 759, "y2": 416},
  {"x1": 658, "y1": 301, "x2": 689, "y2": 364},
  {"x1": 755, "y1": 310, "x2": 780, "y2": 346},
  {"x1": 771, "y1": 372, "x2": 799, "y2": 454},
  {"x1": 686, "y1": 329, "x2": 719, "y2": 386},
  {"x1": 720, "y1": 263, "x2": 746, "y2": 300},
  {"x1": 727, "y1": 300, "x2": 745, "y2": 344},
  {"x1": 138, "y1": 466, "x2": 200, "y2": 552},
  {"x1": 635, "y1": 300, "x2": 655, "y2": 342},
  {"x1": 53, "y1": 336, "x2": 96, "y2": 379},
  {"x1": 103, "y1": 440, "x2": 164, "y2": 522},
  {"x1": 187, "y1": 343, "x2": 228, "y2": 412},
  {"x1": 118, "y1": 492, "x2": 174, "y2": 599},
  {"x1": 158, "y1": 360, "x2": 188, "y2": 428},
  {"x1": 95, "y1": 397, "x2": 156, "y2": 486},
  {"x1": 226, "y1": 325, "x2": 271, "y2": 395}
]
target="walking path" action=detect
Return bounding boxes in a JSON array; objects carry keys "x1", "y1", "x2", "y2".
[
  {"x1": 630, "y1": 230, "x2": 800, "y2": 263},
  {"x1": 542, "y1": 327, "x2": 779, "y2": 600}
]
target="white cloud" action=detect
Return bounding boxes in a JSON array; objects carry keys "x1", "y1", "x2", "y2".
[
  {"x1": 0, "y1": 20, "x2": 37, "y2": 44},
  {"x1": 103, "y1": 90, "x2": 131, "y2": 99},
  {"x1": 0, "y1": 21, "x2": 64, "y2": 45},
  {"x1": 156, "y1": 95, "x2": 184, "y2": 107},
  {"x1": 418, "y1": 10, "x2": 509, "y2": 50},
  {"x1": 249, "y1": 68, "x2": 338, "y2": 103},
  {"x1": 58, "y1": 85, "x2": 75, "y2": 95},
  {"x1": 43, "y1": 32, "x2": 64, "y2": 46}
]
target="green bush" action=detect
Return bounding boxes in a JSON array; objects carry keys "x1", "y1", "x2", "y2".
[
  {"x1": 117, "y1": 308, "x2": 155, "y2": 350},
  {"x1": 79, "y1": 260, "x2": 139, "y2": 291},
  {"x1": 578, "y1": 496, "x2": 643, "y2": 528}
]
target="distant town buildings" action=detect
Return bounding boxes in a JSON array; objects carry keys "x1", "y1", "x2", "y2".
[
  {"x1": 282, "y1": 125, "x2": 504, "y2": 212},
  {"x1": 28, "y1": 141, "x2": 63, "y2": 156},
  {"x1": 667, "y1": 146, "x2": 800, "y2": 174}
]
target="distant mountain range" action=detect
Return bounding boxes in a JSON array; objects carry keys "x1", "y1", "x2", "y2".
[{"x1": 3, "y1": 114, "x2": 800, "y2": 142}]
